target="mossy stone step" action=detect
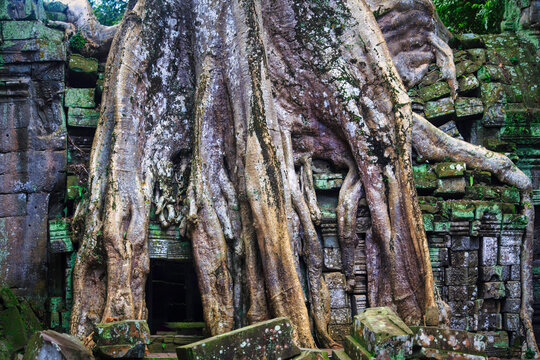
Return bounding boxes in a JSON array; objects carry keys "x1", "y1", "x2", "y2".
[{"x1": 176, "y1": 317, "x2": 300, "y2": 360}]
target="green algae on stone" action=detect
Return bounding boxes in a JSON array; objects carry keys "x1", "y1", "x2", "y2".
[
  {"x1": 418, "y1": 81, "x2": 451, "y2": 102},
  {"x1": 458, "y1": 74, "x2": 480, "y2": 93},
  {"x1": 434, "y1": 162, "x2": 466, "y2": 178},
  {"x1": 0, "y1": 307, "x2": 27, "y2": 351},
  {"x1": 424, "y1": 97, "x2": 455, "y2": 119},
  {"x1": 343, "y1": 335, "x2": 373, "y2": 360},
  {"x1": 456, "y1": 97, "x2": 484, "y2": 118},
  {"x1": 176, "y1": 317, "x2": 300, "y2": 360},
  {"x1": 413, "y1": 164, "x2": 437, "y2": 191},
  {"x1": 69, "y1": 54, "x2": 98, "y2": 77},
  {"x1": 45, "y1": 11, "x2": 67, "y2": 22},
  {"x1": 94, "y1": 320, "x2": 151, "y2": 347},
  {"x1": 313, "y1": 173, "x2": 344, "y2": 190},
  {"x1": 1, "y1": 21, "x2": 63, "y2": 42},
  {"x1": 65, "y1": 88, "x2": 96, "y2": 108},
  {"x1": 68, "y1": 108, "x2": 100, "y2": 127},
  {"x1": 456, "y1": 60, "x2": 481, "y2": 77}
]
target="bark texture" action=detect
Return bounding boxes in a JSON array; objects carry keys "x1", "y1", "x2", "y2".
[{"x1": 68, "y1": 0, "x2": 538, "y2": 353}]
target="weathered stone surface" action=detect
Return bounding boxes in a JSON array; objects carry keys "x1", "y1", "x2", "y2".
[
  {"x1": 67, "y1": 108, "x2": 100, "y2": 127},
  {"x1": 1, "y1": 20, "x2": 62, "y2": 41},
  {"x1": 481, "y1": 237, "x2": 498, "y2": 266},
  {"x1": 451, "y1": 251, "x2": 478, "y2": 267},
  {"x1": 324, "y1": 272, "x2": 349, "y2": 308},
  {"x1": 498, "y1": 245, "x2": 520, "y2": 265},
  {"x1": 69, "y1": 54, "x2": 98, "y2": 79},
  {"x1": 94, "y1": 321, "x2": 151, "y2": 347},
  {"x1": 456, "y1": 60, "x2": 481, "y2": 77},
  {"x1": 313, "y1": 173, "x2": 343, "y2": 190},
  {"x1": 502, "y1": 298, "x2": 520, "y2": 313},
  {"x1": 0, "y1": 0, "x2": 46, "y2": 21},
  {"x1": 438, "y1": 120, "x2": 464, "y2": 139},
  {"x1": 477, "y1": 65, "x2": 506, "y2": 83},
  {"x1": 176, "y1": 318, "x2": 300, "y2": 360},
  {"x1": 434, "y1": 177, "x2": 466, "y2": 196},
  {"x1": 418, "y1": 81, "x2": 452, "y2": 101},
  {"x1": 0, "y1": 193, "x2": 26, "y2": 218},
  {"x1": 411, "y1": 326, "x2": 487, "y2": 356},
  {"x1": 466, "y1": 49, "x2": 486, "y2": 65},
  {"x1": 64, "y1": 88, "x2": 96, "y2": 108},
  {"x1": 343, "y1": 336, "x2": 372, "y2": 360},
  {"x1": 505, "y1": 281, "x2": 520, "y2": 298},
  {"x1": 0, "y1": 307, "x2": 27, "y2": 351},
  {"x1": 425, "y1": 97, "x2": 455, "y2": 119},
  {"x1": 481, "y1": 282, "x2": 506, "y2": 299},
  {"x1": 480, "y1": 266, "x2": 509, "y2": 282},
  {"x1": 413, "y1": 164, "x2": 437, "y2": 190},
  {"x1": 453, "y1": 33, "x2": 485, "y2": 49},
  {"x1": 456, "y1": 97, "x2": 484, "y2": 118},
  {"x1": 502, "y1": 313, "x2": 520, "y2": 331},
  {"x1": 23, "y1": 330, "x2": 94, "y2": 360},
  {"x1": 458, "y1": 74, "x2": 480, "y2": 93},
  {"x1": 43, "y1": 1, "x2": 68, "y2": 13},
  {"x1": 351, "y1": 307, "x2": 413, "y2": 357},
  {"x1": 452, "y1": 236, "x2": 479, "y2": 251}
]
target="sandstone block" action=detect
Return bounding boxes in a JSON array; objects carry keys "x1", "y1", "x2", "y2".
[{"x1": 176, "y1": 318, "x2": 300, "y2": 360}]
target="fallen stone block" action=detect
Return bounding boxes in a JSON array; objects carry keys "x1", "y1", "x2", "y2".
[
  {"x1": 94, "y1": 320, "x2": 150, "y2": 358},
  {"x1": 23, "y1": 330, "x2": 94, "y2": 360},
  {"x1": 411, "y1": 326, "x2": 487, "y2": 356},
  {"x1": 351, "y1": 307, "x2": 413, "y2": 358},
  {"x1": 176, "y1": 317, "x2": 300, "y2": 360},
  {"x1": 94, "y1": 320, "x2": 151, "y2": 347},
  {"x1": 343, "y1": 335, "x2": 373, "y2": 360}
]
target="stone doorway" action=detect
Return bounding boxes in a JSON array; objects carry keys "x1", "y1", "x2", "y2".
[{"x1": 145, "y1": 259, "x2": 204, "y2": 334}]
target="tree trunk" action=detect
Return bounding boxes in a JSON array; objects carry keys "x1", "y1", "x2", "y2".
[{"x1": 68, "y1": 0, "x2": 538, "y2": 352}]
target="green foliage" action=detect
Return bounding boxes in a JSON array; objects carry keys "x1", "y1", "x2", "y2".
[
  {"x1": 69, "y1": 30, "x2": 86, "y2": 51},
  {"x1": 434, "y1": 0, "x2": 505, "y2": 34},
  {"x1": 89, "y1": 0, "x2": 128, "y2": 26}
]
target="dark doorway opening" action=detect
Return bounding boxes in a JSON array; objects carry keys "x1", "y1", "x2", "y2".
[{"x1": 145, "y1": 259, "x2": 204, "y2": 334}]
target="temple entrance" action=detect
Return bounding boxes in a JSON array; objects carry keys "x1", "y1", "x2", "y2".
[
  {"x1": 145, "y1": 259, "x2": 204, "y2": 334},
  {"x1": 145, "y1": 222, "x2": 205, "y2": 337}
]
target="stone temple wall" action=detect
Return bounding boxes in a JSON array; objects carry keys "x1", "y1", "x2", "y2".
[
  {"x1": 0, "y1": 1, "x2": 539, "y2": 357},
  {"x1": 0, "y1": 0, "x2": 67, "y2": 311}
]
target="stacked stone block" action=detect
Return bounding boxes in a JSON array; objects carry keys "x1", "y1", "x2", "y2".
[{"x1": 0, "y1": 0, "x2": 67, "y2": 308}]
